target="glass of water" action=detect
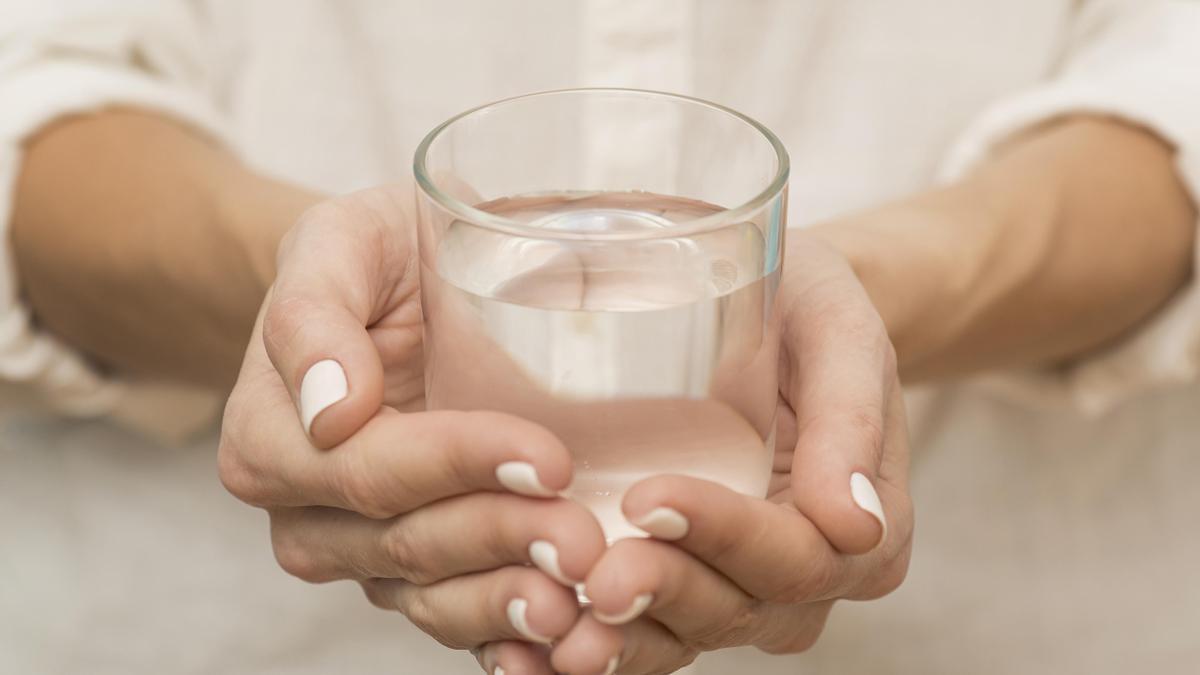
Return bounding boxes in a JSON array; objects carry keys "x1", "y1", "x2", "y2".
[{"x1": 414, "y1": 88, "x2": 788, "y2": 541}]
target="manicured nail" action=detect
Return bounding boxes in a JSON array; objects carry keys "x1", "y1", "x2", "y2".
[
  {"x1": 494, "y1": 668, "x2": 505, "y2": 675},
  {"x1": 603, "y1": 654, "x2": 620, "y2": 675},
  {"x1": 496, "y1": 462, "x2": 557, "y2": 498},
  {"x1": 507, "y1": 597, "x2": 553, "y2": 644},
  {"x1": 850, "y1": 472, "x2": 887, "y2": 545},
  {"x1": 593, "y1": 593, "x2": 653, "y2": 625},
  {"x1": 529, "y1": 540, "x2": 577, "y2": 586},
  {"x1": 299, "y1": 359, "x2": 347, "y2": 434},
  {"x1": 631, "y1": 507, "x2": 689, "y2": 540}
]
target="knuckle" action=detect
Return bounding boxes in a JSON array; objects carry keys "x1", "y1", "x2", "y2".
[
  {"x1": 701, "y1": 522, "x2": 747, "y2": 574},
  {"x1": 807, "y1": 280, "x2": 869, "y2": 332},
  {"x1": 333, "y1": 447, "x2": 398, "y2": 519},
  {"x1": 439, "y1": 416, "x2": 483, "y2": 489},
  {"x1": 757, "y1": 625, "x2": 823, "y2": 655},
  {"x1": 335, "y1": 465, "x2": 393, "y2": 519},
  {"x1": 294, "y1": 197, "x2": 394, "y2": 265},
  {"x1": 479, "y1": 512, "x2": 519, "y2": 564},
  {"x1": 277, "y1": 201, "x2": 353, "y2": 274},
  {"x1": 359, "y1": 580, "x2": 393, "y2": 611},
  {"x1": 673, "y1": 650, "x2": 700, "y2": 674},
  {"x1": 692, "y1": 493, "x2": 765, "y2": 572},
  {"x1": 859, "y1": 544, "x2": 913, "y2": 600},
  {"x1": 216, "y1": 432, "x2": 265, "y2": 505},
  {"x1": 379, "y1": 522, "x2": 428, "y2": 584},
  {"x1": 876, "y1": 556, "x2": 910, "y2": 596},
  {"x1": 755, "y1": 604, "x2": 832, "y2": 655},
  {"x1": 797, "y1": 407, "x2": 885, "y2": 470},
  {"x1": 292, "y1": 200, "x2": 355, "y2": 240},
  {"x1": 709, "y1": 516, "x2": 753, "y2": 568},
  {"x1": 768, "y1": 557, "x2": 838, "y2": 604},
  {"x1": 261, "y1": 294, "x2": 314, "y2": 363},
  {"x1": 686, "y1": 602, "x2": 760, "y2": 651},
  {"x1": 404, "y1": 411, "x2": 481, "y2": 493},
  {"x1": 851, "y1": 408, "x2": 886, "y2": 464},
  {"x1": 270, "y1": 525, "x2": 327, "y2": 584}
]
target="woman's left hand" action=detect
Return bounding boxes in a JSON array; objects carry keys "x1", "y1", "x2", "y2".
[{"x1": 476, "y1": 233, "x2": 914, "y2": 674}]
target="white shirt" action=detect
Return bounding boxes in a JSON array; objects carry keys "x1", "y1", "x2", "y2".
[{"x1": 1, "y1": 1, "x2": 1198, "y2": 673}]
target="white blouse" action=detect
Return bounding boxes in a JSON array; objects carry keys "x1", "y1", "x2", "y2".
[{"x1": 1, "y1": 1, "x2": 1198, "y2": 673}]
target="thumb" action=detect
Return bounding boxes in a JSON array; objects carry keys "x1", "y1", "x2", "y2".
[
  {"x1": 262, "y1": 204, "x2": 392, "y2": 449},
  {"x1": 783, "y1": 250, "x2": 898, "y2": 555}
]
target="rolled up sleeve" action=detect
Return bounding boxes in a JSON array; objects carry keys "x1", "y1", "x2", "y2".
[
  {"x1": 0, "y1": 1, "x2": 228, "y2": 417},
  {"x1": 939, "y1": 0, "x2": 1200, "y2": 415}
]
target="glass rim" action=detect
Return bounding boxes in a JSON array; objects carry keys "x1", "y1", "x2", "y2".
[{"x1": 412, "y1": 87, "x2": 790, "y2": 241}]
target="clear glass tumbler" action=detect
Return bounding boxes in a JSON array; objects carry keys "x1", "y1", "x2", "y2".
[{"x1": 414, "y1": 88, "x2": 789, "y2": 541}]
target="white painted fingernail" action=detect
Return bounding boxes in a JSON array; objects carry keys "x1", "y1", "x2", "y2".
[
  {"x1": 496, "y1": 462, "x2": 557, "y2": 498},
  {"x1": 593, "y1": 593, "x2": 653, "y2": 625},
  {"x1": 850, "y1": 472, "x2": 887, "y2": 545},
  {"x1": 507, "y1": 597, "x2": 553, "y2": 644},
  {"x1": 493, "y1": 668, "x2": 505, "y2": 675},
  {"x1": 299, "y1": 359, "x2": 347, "y2": 434},
  {"x1": 603, "y1": 654, "x2": 620, "y2": 675},
  {"x1": 631, "y1": 507, "x2": 689, "y2": 540},
  {"x1": 529, "y1": 540, "x2": 577, "y2": 586}
]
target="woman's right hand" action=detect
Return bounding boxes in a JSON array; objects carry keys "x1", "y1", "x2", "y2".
[{"x1": 217, "y1": 185, "x2": 618, "y2": 674}]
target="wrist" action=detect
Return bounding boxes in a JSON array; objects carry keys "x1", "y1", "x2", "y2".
[
  {"x1": 806, "y1": 180, "x2": 1003, "y2": 379},
  {"x1": 214, "y1": 168, "x2": 324, "y2": 299}
]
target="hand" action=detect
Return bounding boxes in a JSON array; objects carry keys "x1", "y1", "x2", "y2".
[
  {"x1": 526, "y1": 233, "x2": 913, "y2": 673},
  {"x1": 217, "y1": 184, "x2": 613, "y2": 665}
]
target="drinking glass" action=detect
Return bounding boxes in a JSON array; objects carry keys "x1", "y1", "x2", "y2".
[{"x1": 414, "y1": 88, "x2": 788, "y2": 541}]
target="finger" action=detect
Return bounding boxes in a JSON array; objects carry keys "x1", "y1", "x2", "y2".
[
  {"x1": 268, "y1": 493, "x2": 606, "y2": 585},
  {"x1": 584, "y1": 537, "x2": 761, "y2": 649},
  {"x1": 547, "y1": 613, "x2": 624, "y2": 675},
  {"x1": 620, "y1": 475, "x2": 854, "y2": 603},
  {"x1": 265, "y1": 191, "x2": 416, "y2": 448},
  {"x1": 224, "y1": 397, "x2": 572, "y2": 517},
  {"x1": 612, "y1": 618, "x2": 697, "y2": 675},
  {"x1": 475, "y1": 641, "x2": 555, "y2": 675},
  {"x1": 586, "y1": 537, "x2": 834, "y2": 663},
  {"x1": 361, "y1": 566, "x2": 580, "y2": 649},
  {"x1": 781, "y1": 244, "x2": 897, "y2": 554},
  {"x1": 751, "y1": 601, "x2": 835, "y2": 655}
]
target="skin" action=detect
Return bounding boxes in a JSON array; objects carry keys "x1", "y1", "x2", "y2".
[
  {"x1": 11, "y1": 110, "x2": 1195, "y2": 674},
  {"x1": 12, "y1": 112, "x2": 315, "y2": 386}
]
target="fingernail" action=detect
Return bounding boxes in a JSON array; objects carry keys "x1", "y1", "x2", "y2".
[
  {"x1": 496, "y1": 462, "x2": 557, "y2": 498},
  {"x1": 529, "y1": 540, "x2": 577, "y2": 586},
  {"x1": 494, "y1": 668, "x2": 505, "y2": 675},
  {"x1": 631, "y1": 507, "x2": 689, "y2": 540},
  {"x1": 593, "y1": 593, "x2": 653, "y2": 625},
  {"x1": 507, "y1": 597, "x2": 553, "y2": 644},
  {"x1": 299, "y1": 359, "x2": 347, "y2": 434},
  {"x1": 850, "y1": 472, "x2": 887, "y2": 545},
  {"x1": 603, "y1": 654, "x2": 620, "y2": 675}
]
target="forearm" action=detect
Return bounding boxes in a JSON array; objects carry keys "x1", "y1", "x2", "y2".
[
  {"x1": 11, "y1": 110, "x2": 321, "y2": 387},
  {"x1": 814, "y1": 117, "x2": 1197, "y2": 381}
]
